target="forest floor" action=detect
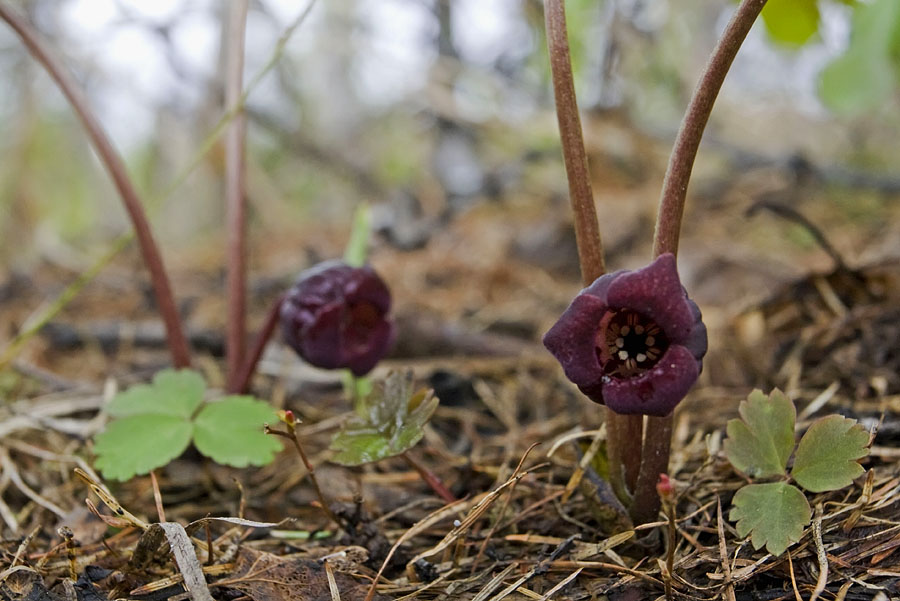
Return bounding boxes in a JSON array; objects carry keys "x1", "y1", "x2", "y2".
[{"x1": 3, "y1": 119, "x2": 900, "y2": 600}]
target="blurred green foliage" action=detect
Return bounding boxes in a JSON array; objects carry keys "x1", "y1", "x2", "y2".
[
  {"x1": 820, "y1": 0, "x2": 900, "y2": 115},
  {"x1": 761, "y1": 0, "x2": 820, "y2": 47}
]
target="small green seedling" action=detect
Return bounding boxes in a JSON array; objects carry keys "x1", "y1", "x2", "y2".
[
  {"x1": 724, "y1": 389, "x2": 870, "y2": 556},
  {"x1": 94, "y1": 369, "x2": 281, "y2": 480},
  {"x1": 330, "y1": 371, "x2": 439, "y2": 466}
]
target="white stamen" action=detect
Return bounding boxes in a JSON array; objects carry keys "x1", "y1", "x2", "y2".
[
  {"x1": 615, "y1": 337, "x2": 625, "y2": 348},
  {"x1": 645, "y1": 336, "x2": 655, "y2": 346},
  {"x1": 618, "y1": 350, "x2": 629, "y2": 360},
  {"x1": 636, "y1": 353, "x2": 647, "y2": 362}
]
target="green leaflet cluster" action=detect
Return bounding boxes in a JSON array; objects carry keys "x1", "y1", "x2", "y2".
[
  {"x1": 724, "y1": 389, "x2": 870, "y2": 556},
  {"x1": 330, "y1": 371, "x2": 439, "y2": 466},
  {"x1": 94, "y1": 369, "x2": 281, "y2": 480}
]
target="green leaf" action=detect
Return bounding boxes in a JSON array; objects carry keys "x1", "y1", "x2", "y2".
[
  {"x1": 761, "y1": 0, "x2": 819, "y2": 47},
  {"x1": 193, "y1": 396, "x2": 282, "y2": 468},
  {"x1": 820, "y1": 0, "x2": 900, "y2": 114},
  {"x1": 107, "y1": 369, "x2": 205, "y2": 419},
  {"x1": 792, "y1": 415, "x2": 869, "y2": 492},
  {"x1": 724, "y1": 389, "x2": 795, "y2": 479},
  {"x1": 330, "y1": 371, "x2": 439, "y2": 465},
  {"x1": 94, "y1": 414, "x2": 193, "y2": 481},
  {"x1": 343, "y1": 203, "x2": 371, "y2": 268},
  {"x1": 730, "y1": 482, "x2": 811, "y2": 556}
]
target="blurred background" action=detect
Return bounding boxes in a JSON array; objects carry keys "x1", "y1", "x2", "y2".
[{"x1": 2, "y1": 0, "x2": 900, "y2": 386}]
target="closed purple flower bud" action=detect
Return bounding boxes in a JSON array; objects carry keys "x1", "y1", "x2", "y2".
[
  {"x1": 543, "y1": 253, "x2": 707, "y2": 417},
  {"x1": 280, "y1": 260, "x2": 394, "y2": 376}
]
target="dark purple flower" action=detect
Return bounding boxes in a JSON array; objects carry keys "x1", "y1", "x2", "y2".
[
  {"x1": 543, "y1": 253, "x2": 707, "y2": 416},
  {"x1": 280, "y1": 260, "x2": 394, "y2": 376}
]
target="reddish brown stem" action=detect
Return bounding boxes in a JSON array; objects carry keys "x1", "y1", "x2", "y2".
[
  {"x1": 630, "y1": 415, "x2": 673, "y2": 525},
  {"x1": 0, "y1": 3, "x2": 191, "y2": 368},
  {"x1": 634, "y1": 0, "x2": 766, "y2": 526},
  {"x1": 653, "y1": 0, "x2": 768, "y2": 258},
  {"x1": 232, "y1": 293, "x2": 285, "y2": 394},
  {"x1": 544, "y1": 0, "x2": 605, "y2": 283},
  {"x1": 401, "y1": 451, "x2": 456, "y2": 504},
  {"x1": 545, "y1": 0, "x2": 643, "y2": 508},
  {"x1": 266, "y1": 424, "x2": 340, "y2": 526},
  {"x1": 225, "y1": 0, "x2": 250, "y2": 392}
]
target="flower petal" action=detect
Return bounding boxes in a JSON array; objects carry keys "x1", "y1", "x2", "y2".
[
  {"x1": 684, "y1": 298, "x2": 708, "y2": 364},
  {"x1": 344, "y1": 320, "x2": 395, "y2": 376},
  {"x1": 581, "y1": 269, "x2": 626, "y2": 302},
  {"x1": 601, "y1": 344, "x2": 700, "y2": 416},
  {"x1": 543, "y1": 293, "x2": 608, "y2": 392},
  {"x1": 296, "y1": 303, "x2": 345, "y2": 369},
  {"x1": 606, "y1": 253, "x2": 695, "y2": 343}
]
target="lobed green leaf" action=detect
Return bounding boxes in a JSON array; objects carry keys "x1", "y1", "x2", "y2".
[
  {"x1": 792, "y1": 415, "x2": 869, "y2": 492},
  {"x1": 94, "y1": 414, "x2": 193, "y2": 481},
  {"x1": 724, "y1": 389, "x2": 795, "y2": 479},
  {"x1": 730, "y1": 482, "x2": 811, "y2": 556},
  {"x1": 193, "y1": 396, "x2": 282, "y2": 468},
  {"x1": 330, "y1": 371, "x2": 439, "y2": 466},
  {"x1": 107, "y1": 369, "x2": 205, "y2": 419}
]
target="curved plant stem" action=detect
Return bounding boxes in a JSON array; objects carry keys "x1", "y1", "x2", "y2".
[
  {"x1": 545, "y1": 0, "x2": 642, "y2": 506},
  {"x1": 265, "y1": 423, "x2": 340, "y2": 526},
  {"x1": 0, "y1": 2, "x2": 318, "y2": 370},
  {"x1": 0, "y1": 3, "x2": 191, "y2": 368},
  {"x1": 652, "y1": 0, "x2": 768, "y2": 258},
  {"x1": 636, "y1": 0, "x2": 767, "y2": 525},
  {"x1": 544, "y1": 0, "x2": 605, "y2": 283},
  {"x1": 233, "y1": 294, "x2": 285, "y2": 394},
  {"x1": 225, "y1": 0, "x2": 250, "y2": 392},
  {"x1": 630, "y1": 415, "x2": 673, "y2": 525},
  {"x1": 401, "y1": 451, "x2": 457, "y2": 504}
]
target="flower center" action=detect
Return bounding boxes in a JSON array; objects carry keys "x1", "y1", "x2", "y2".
[
  {"x1": 597, "y1": 310, "x2": 669, "y2": 377},
  {"x1": 344, "y1": 301, "x2": 381, "y2": 351}
]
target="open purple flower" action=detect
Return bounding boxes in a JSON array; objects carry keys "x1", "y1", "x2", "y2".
[
  {"x1": 280, "y1": 260, "x2": 394, "y2": 376},
  {"x1": 543, "y1": 253, "x2": 707, "y2": 416}
]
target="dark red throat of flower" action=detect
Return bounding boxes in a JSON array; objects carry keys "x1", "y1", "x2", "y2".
[
  {"x1": 596, "y1": 310, "x2": 669, "y2": 377},
  {"x1": 345, "y1": 301, "x2": 381, "y2": 349}
]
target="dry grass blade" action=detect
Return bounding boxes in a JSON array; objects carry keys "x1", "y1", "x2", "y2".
[
  {"x1": 482, "y1": 535, "x2": 576, "y2": 601},
  {"x1": 156, "y1": 522, "x2": 215, "y2": 601},
  {"x1": 74, "y1": 467, "x2": 149, "y2": 530},
  {"x1": 537, "y1": 568, "x2": 582, "y2": 601},
  {"x1": 809, "y1": 504, "x2": 828, "y2": 601},
  {"x1": 324, "y1": 559, "x2": 342, "y2": 601},
  {"x1": 470, "y1": 563, "x2": 518, "y2": 601},
  {"x1": 364, "y1": 497, "x2": 474, "y2": 601},
  {"x1": 407, "y1": 447, "x2": 539, "y2": 568},
  {"x1": 716, "y1": 496, "x2": 735, "y2": 601},
  {"x1": 562, "y1": 428, "x2": 604, "y2": 503},
  {"x1": 0, "y1": 449, "x2": 67, "y2": 518}
]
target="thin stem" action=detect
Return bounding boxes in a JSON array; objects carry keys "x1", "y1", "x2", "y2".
[
  {"x1": 545, "y1": 0, "x2": 643, "y2": 508},
  {"x1": 0, "y1": 2, "x2": 318, "y2": 371},
  {"x1": 266, "y1": 424, "x2": 340, "y2": 526},
  {"x1": 629, "y1": 415, "x2": 673, "y2": 525},
  {"x1": 232, "y1": 293, "x2": 285, "y2": 394},
  {"x1": 653, "y1": 0, "x2": 767, "y2": 258},
  {"x1": 636, "y1": 0, "x2": 765, "y2": 526},
  {"x1": 225, "y1": 0, "x2": 250, "y2": 393},
  {"x1": 544, "y1": 0, "x2": 605, "y2": 283},
  {"x1": 0, "y1": 4, "x2": 191, "y2": 368},
  {"x1": 401, "y1": 451, "x2": 457, "y2": 504}
]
